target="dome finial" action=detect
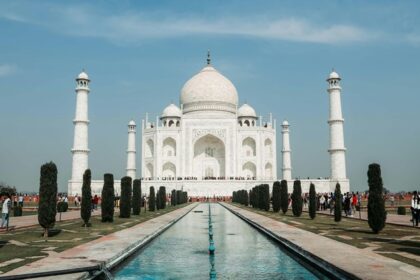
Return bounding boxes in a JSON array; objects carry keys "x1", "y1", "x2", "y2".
[{"x1": 207, "y1": 49, "x2": 211, "y2": 65}]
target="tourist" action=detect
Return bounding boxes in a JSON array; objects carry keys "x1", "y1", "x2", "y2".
[
  {"x1": 410, "y1": 191, "x2": 418, "y2": 223},
  {"x1": 18, "y1": 194, "x2": 24, "y2": 207},
  {"x1": 319, "y1": 195, "x2": 326, "y2": 211},
  {"x1": 416, "y1": 193, "x2": 420, "y2": 227},
  {"x1": 351, "y1": 193, "x2": 357, "y2": 213},
  {"x1": 93, "y1": 195, "x2": 99, "y2": 210},
  {"x1": 1, "y1": 194, "x2": 12, "y2": 230}
]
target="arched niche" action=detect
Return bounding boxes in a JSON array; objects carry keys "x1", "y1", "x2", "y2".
[
  {"x1": 242, "y1": 137, "x2": 256, "y2": 157},
  {"x1": 163, "y1": 137, "x2": 176, "y2": 157},
  {"x1": 193, "y1": 134, "x2": 225, "y2": 179}
]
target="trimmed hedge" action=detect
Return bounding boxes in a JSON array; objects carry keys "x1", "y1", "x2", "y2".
[
  {"x1": 367, "y1": 163, "x2": 386, "y2": 233},
  {"x1": 81, "y1": 169, "x2": 92, "y2": 226},
  {"x1": 101, "y1": 173, "x2": 115, "y2": 222},
  {"x1": 334, "y1": 183, "x2": 342, "y2": 222},
  {"x1": 291, "y1": 180, "x2": 303, "y2": 217},
  {"x1": 272, "y1": 181, "x2": 281, "y2": 212},
  {"x1": 120, "y1": 176, "x2": 132, "y2": 218},
  {"x1": 149, "y1": 186, "x2": 156, "y2": 211},
  {"x1": 309, "y1": 183, "x2": 316, "y2": 219},
  {"x1": 132, "y1": 179, "x2": 141, "y2": 215},
  {"x1": 397, "y1": 206, "x2": 406, "y2": 215},
  {"x1": 38, "y1": 162, "x2": 58, "y2": 237},
  {"x1": 280, "y1": 180, "x2": 289, "y2": 214}
]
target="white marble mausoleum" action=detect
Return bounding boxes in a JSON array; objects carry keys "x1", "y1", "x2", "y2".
[{"x1": 68, "y1": 54, "x2": 350, "y2": 196}]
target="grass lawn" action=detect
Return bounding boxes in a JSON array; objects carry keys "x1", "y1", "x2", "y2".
[
  {"x1": 0, "y1": 204, "x2": 189, "y2": 274},
  {"x1": 231, "y1": 203, "x2": 420, "y2": 267}
]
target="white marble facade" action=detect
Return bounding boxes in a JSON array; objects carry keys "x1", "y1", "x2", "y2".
[
  {"x1": 68, "y1": 55, "x2": 350, "y2": 196},
  {"x1": 142, "y1": 60, "x2": 276, "y2": 187}
]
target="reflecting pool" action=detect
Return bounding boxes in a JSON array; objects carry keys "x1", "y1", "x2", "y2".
[{"x1": 114, "y1": 203, "x2": 321, "y2": 279}]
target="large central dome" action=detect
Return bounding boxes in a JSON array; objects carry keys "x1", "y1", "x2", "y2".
[{"x1": 180, "y1": 64, "x2": 238, "y2": 114}]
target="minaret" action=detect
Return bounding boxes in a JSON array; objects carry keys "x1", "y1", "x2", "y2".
[
  {"x1": 281, "y1": 120, "x2": 292, "y2": 180},
  {"x1": 327, "y1": 70, "x2": 347, "y2": 180},
  {"x1": 126, "y1": 120, "x2": 137, "y2": 179},
  {"x1": 70, "y1": 70, "x2": 90, "y2": 195}
]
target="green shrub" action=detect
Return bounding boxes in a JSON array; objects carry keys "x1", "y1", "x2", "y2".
[
  {"x1": 120, "y1": 176, "x2": 132, "y2": 218},
  {"x1": 367, "y1": 163, "x2": 386, "y2": 233},
  {"x1": 149, "y1": 186, "x2": 156, "y2": 211},
  {"x1": 132, "y1": 179, "x2": 141, "y2": 215},
  {"x1": 13, "y1": 206, "x2": 23, "y2": 217},
  {"x1": 309, "y1": 183, "x2": 316, "y2": 219},
  {"x1": 57, "y1": 201, "x2": 68, "y2": 212},
  {"x1": 171, "y1": 189, "x2": 176, "y2": 206},
  {"x1": 101, "y1": 173, "x2": 115, "y2": 222},
  {"x1": 280, "y1": 180, "x2": 289, "y2": 214},
  {"x1": 397, "y1": 206, "x2": 406, "y2": 215},
  {"x1": 158, "y1": 186, "x2": 166, "y2": 209},
  {"x1": 291, "y1": 180, "x2": 303, "y2": 217},
  {"x1": 81, "y1": 169, "x2": 92, "y2": 226},
  {"x1": 272, "y1": 181, "x2": 281, "y2": 212},
  {"x1": 38, "y1": 162, "x2": 58, "y2": 237},
  {"x1": 334, "y1": 183, "x2": 342, "y2": 222}
]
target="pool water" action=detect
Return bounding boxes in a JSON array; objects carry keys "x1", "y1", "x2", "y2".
[{"x1": 114, "y1": 203, "x2": 321, "y2": 279}]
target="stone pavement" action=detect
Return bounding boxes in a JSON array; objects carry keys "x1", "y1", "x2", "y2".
[
  {"x1": 221, "y1": 203, "x2": 420, "y2": 280},
  {"x1": 316, "y1": 209, "x2": 418, "y2": 228},
  {"x1": 3, "y1": 203, "x2": 197, "y2": 279},
  {"x1": 0, "y1": 210, "x2": 101, "y2": 232}
]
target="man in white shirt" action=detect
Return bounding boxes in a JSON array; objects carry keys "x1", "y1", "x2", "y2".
[{"x1": 1, "y1": 194, "x2": 12, "y2": 229}]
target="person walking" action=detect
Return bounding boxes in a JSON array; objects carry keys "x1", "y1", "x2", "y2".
[
  {"x1": 413, "y1": 192, "x2": 420, "y2": 227},
  {"x1": 411, "y1": 191, "x2": 418, "y2": 225},
  {"x1": 1, "y1": 194, "x2": 12, "y2": 230}
]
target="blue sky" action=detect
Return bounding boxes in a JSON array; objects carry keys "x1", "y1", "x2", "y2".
[{"x1": 0, "y1": 0, "x2": 419, "y2": 192}]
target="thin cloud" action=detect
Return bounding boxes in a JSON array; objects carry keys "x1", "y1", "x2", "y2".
[
  {"x1": 0, "y1": 64, "x2": 17, "y2": 77},
  {"x1": 0, "y1": 3, "x2": 375, "y2": 45}
]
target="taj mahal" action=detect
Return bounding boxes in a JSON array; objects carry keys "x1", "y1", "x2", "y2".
[{"x1": 68, "y1": 53, "x2": 349, "y2": 196}]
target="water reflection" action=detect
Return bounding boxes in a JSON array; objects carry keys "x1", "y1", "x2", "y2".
[{"x1": 114, "y1": 203, "x2": 319, "y2": 280}]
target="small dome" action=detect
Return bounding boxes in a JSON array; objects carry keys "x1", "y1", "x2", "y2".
[
  {"x1": 328, "y1": 70, "x2": 340, "y2": 80},
  {"x1": 77, "y1": 71, "x2": 89, "y2": 80},
  {"x1": 282, "y1": 120, "x2": 289, "y2": 126},
  {"x1": 128, "y1": 120, "x2": 136, "y2": 126},
  {"x1": 161, "y1": 103, "x2": 182, "y2": 118},
  {"x1": 238, "y1": 104, "x2": 257, "y2": 118},
  {"x1": 180, "y1": 65, "x2": 238, "y2": 114}
]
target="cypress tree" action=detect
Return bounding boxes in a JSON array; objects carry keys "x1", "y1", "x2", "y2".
[
  {"x1": 309, "y1": 183, "x2": 316, "y2": 219},
  {"x1": 132, "y1": 179, "x2": 141, "y2": 215},
  {"x1": 176, "y1": 190, "x2": 182, "y2": 205},
  {"x1": 291, "y1": 180, "x2": 303, "y2": 217},
  {"x1": 81, "y1": 169, "x2": 92, "y2": 226},
  {"x1": 272, "y1": 181, "x2": 281, "y2": 212},
  {"x1": 120, "y1": 176, "x2": 132, "y2": 218},
  {"x1": 367, "y1": 163, "x2": 386, "y2": 233},
  {"x1": 149, "y1": 186, "x2": 156, "y2": 211},
  {"x1": 101, "y1": 173, "x2": 115, "y2": 222},
  {"x1": 38, "y1": 162, "x2": 58, "y2": 238},
  {"x1": 280, "y1": 180, "x2": 289, "y2": 214},
  {"x1": 334, "y1": 183, "x2": 342, "y2": 222},
  {"x1": 156, "y1": 188, "x2": 161, "y2": 210},
  {"x1": 261, "y1": 184, "x2": 270, "y2": 211},
  {"x1": 159, "y1": 186, "x2": 166, "y2": 209},
  {"x1": 171, "y1": 189, "x2": 176, "y2": 206}
]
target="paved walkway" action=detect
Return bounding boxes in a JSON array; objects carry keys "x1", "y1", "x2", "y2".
[
  {"x1": 3, "y1": 203, "x2": 197, "y2": 279},
  {"x1": 316, "y1": 209, "x2": 418, "y2": 228},
  {"x1": 0, "y1": 210, "x2": 101, "y2": 232},
  {"x1": 222, "y1": 203, "x2": 420, "y2": 280}
]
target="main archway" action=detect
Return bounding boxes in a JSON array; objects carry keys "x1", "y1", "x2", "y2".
[{"x1": 193, "y1": 134, "x2": 225, "y2": 179}]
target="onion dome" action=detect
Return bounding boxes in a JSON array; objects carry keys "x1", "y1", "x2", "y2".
[
  {"x1": 128, "y1": 120, "x2": 136, "y2": 126},
  {"x1": 77, "y1": 70, "x2": 89, "y2": 80},
  {"x1": 180, "y1": 64, "x2": 238, "y2": 114},
  {"x1": 328, "y1": 70, "x2": 340, "y2": 80},
  {"x1": 238, "y1": 103, "x2": 257, "y2": 118},
  {"x1": 161, "y1": 103, "x2": 182, "y2": 118},
  {"x1": 282, "y1": 120, "x2": 289, "y2": 126}
]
